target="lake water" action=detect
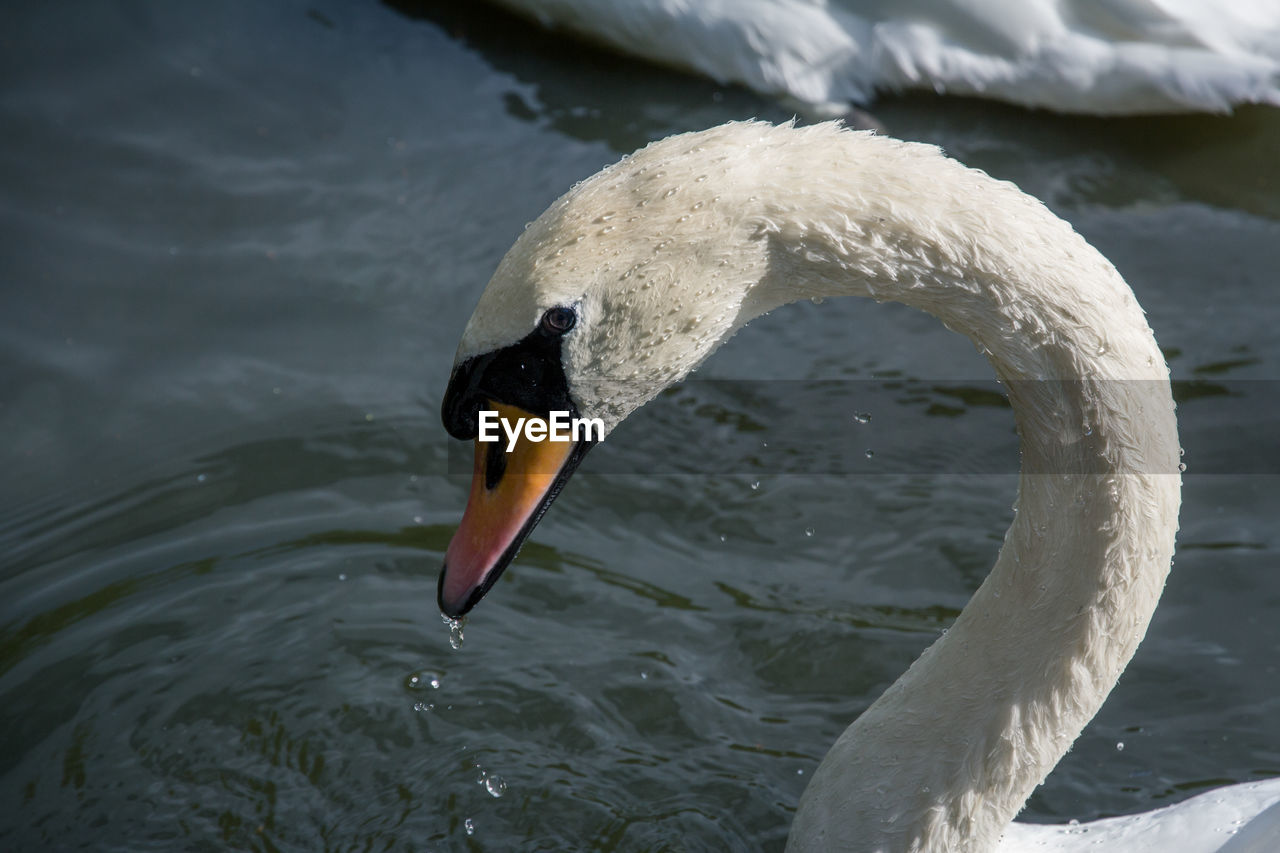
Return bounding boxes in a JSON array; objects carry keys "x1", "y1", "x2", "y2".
[{"x1": 2, "y1": 2, "x2": 1278, "y2": 850}]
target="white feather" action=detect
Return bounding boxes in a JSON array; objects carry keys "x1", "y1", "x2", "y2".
[
  {"x1": 456, "y1": 120, "x2": 1280, "y2": 850},
  {"x1": 491, "y1": 0, "x2": 1280, "y2": 114}
]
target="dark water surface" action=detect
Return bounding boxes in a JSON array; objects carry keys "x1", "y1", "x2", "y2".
[{"x1": 2, "y1": 2, "x2": 1278, "y2": 850}]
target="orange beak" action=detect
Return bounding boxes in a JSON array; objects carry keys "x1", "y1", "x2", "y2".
[{"x1": 438, "y1": 402, "x2": 587, "y2": 617}]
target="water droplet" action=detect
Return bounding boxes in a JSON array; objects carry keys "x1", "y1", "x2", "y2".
[
  {"x1": 864, "y1": 449, "x2": 875, "y2": 459},
  {"x1": 464, "y1": 818, "x2": 475, "y2": 836},
  {"x1": 664, "y1": 186, "x2": 679, "y2": 197},
  {"x1": 443, "y1": 613, "x2": 466, "y2": 650},
  {"x1": 853, "y1": 412, "x2": 871, "y2": 424},
  {"x1": 485, "y1": 775, "x2": 507, "y2": 798},
  {"x1": 805, "y1": 527, "x2": 814, "y2": 537},
  {"x1": 1115, "y1": 741, "x2": 1125, "y2": 752},
  {"x1": 600, "y1": 225, "x2": 614, "y2": 234},
  {"x1": 810, "y1": 296, "x2": 824, "y2": 305},
  {"x1": 1083, "y1": 424, "x2": 1093, "y2": 436},
  {"x1": 1068, "y1": 819, "x2": 1080, "y2": 826}
]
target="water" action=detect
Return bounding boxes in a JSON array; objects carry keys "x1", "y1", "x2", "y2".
[{"x1": 2, "y1": 1, "x2": 1278, "y2": 850}]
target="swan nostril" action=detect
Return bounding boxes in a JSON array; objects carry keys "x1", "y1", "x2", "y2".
[{"x1": 483, "y1": 440, "x2": 507, "y2": 491}]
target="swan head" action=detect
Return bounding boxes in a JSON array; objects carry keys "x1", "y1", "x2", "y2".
[{"x1": 438, "y1": 123, "x2": 787, "y2": 617}]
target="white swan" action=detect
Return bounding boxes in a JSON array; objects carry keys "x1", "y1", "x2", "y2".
[
  {"x1": 488, "y1": 0, "x2": 1280, "y2": 115},
  {"x1": 436, "y1": 121, "x2": 1280, "y2": 850}
]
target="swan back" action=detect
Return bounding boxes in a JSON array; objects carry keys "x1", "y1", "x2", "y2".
[{"x1": 493, "y1": 0, "x2": 1280, "y2": 114}]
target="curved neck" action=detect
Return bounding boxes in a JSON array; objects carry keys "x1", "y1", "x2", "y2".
[{"x1": 745, "y1": 158, "x2": 1183, "y2": 852}]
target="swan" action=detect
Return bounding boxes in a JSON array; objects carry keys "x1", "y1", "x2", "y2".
[
  {"x1": 436, "y1": 121, "x2": 1280, "y2": 850},
  {"x1": 487, "y1": 0, "x2": 1280, "y2": 115}
]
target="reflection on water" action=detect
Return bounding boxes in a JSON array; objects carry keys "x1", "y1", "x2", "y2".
[
  {"x1": 1, "y1": 0, "x2": 1278, "y2": 850},
  {"x1": 383, "y1": 0, "x2": 794, "y2": 152}
]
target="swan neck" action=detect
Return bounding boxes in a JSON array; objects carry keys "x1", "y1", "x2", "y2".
[{"x1": 771, "y1": 166, "x2": 1181, "y2": 851}]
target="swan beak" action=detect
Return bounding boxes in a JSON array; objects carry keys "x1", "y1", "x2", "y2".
[{"x1": 438, "y1": 402, "x2": 587, "y2": 618}]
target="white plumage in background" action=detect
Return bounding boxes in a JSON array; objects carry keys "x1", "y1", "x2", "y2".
[{"x1": 492, "y1": 0, "x2": 1280, "y2": 114}]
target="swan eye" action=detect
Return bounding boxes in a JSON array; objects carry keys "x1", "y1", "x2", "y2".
[{"x1": 541, "y1": 306, "x2": 576, "y2": 335}]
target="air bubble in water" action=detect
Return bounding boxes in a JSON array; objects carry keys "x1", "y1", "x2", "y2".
[
  {"x1": 853, "y1": 412, "x2": 871, "y2": 424},
  {"x1": 1116, "y1": 741, "x2": 1125, "y2": 752},
  {"x1": 464, "y1": 818, "x2": 475, "y2": 836},
  {"x1": 865, "y1": 449, "x2": 874, "y2": 459},
  {"x1": 805, "y1": 527, "x2": 814, "y2": 537},
  {"x1": 406, "y1": 670, "x2": 443, "y2": 691},
  {"x1": 485, "y1": 775, "x2": 507, "y2": 798}
]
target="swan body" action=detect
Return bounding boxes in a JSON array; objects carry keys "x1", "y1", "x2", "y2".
[
  {"x1": 1000, "y1": 778, "x2": 1280, "y2": 851},
  {"x1": 438, "y1": 121, "x2": 1280, "y2": 850},
  {"x1": 491, "y1": 0, "x2": 1280, "y2": 115}
]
